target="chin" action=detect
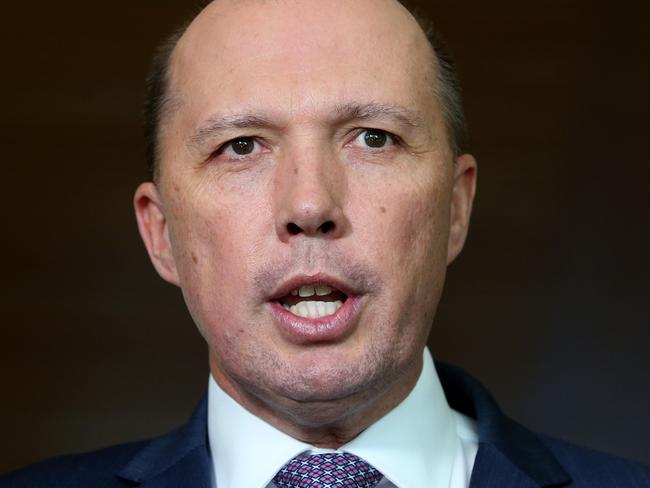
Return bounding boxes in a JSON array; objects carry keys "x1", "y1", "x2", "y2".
[
  {"x1": 282, "y1": 372, "x2": 370, "y2": 403},
  {"x1": 267, "y1": 375, "x2": 381, "y2": 428},
  {"x1": 269, "y1": 346, "x2": 397, "y2": 403}
]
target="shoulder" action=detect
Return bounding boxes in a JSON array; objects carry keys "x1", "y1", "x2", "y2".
[
  {"x1": 541, "y1": 436, "x2": 650, "y2": 487},
  {"x1": 1, "y1": 396, "x2": 210, "y2": 488},
  {"x1": 0, "y1": 440, "x2": 147, "y2": 488},
  {"x1": 436, "y1": 360, "x2": 649, "y2": 487}
]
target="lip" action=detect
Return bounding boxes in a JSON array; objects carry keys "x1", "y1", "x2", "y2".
[
  {"x1": 268, "y1": 273, "x2": 360, "y2": 302},
  {"x1": 267, "y1": 273, "x2": 364, "y2": 345},
  {"x1": 269, "y1": 296, "x2": 363, "y2": 344}
]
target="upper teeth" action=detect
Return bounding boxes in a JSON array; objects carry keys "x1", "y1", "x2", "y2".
[
  {"x1": 291, "y1": 285, "x2": 333, "y2": 297},
  {"x1": 283, "y1": 300, "x2": 344, "y2": 319}
]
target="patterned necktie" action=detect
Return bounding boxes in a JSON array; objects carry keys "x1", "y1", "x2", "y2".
[{"x1": 273, "y1": 452, "x2": 383, "y2": 487}]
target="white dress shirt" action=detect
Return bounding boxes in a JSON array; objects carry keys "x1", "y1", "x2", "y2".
[{"x1": 207, "y1": 348, "x2": 478, "y2": 488}]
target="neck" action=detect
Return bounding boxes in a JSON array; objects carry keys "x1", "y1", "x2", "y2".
[{"x1": 209, "y1": 353, "x2": 422, "y2": 448}]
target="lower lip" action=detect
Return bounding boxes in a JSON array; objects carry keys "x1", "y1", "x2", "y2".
[{"x1": 269, "y1": 296, "x2": 363, "y2": 345}]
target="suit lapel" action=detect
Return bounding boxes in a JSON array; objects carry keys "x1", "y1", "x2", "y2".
[
  {"x1": 437, "y1": 362, "x2": 572, "y2": 488},
  {"x1": 116, "y1": 396, "x2": 212, "y2": 488},
  {"x1": 469, "y1": 444, "x2": 540, "y2": 488}
]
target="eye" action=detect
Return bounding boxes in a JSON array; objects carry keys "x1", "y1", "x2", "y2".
[
  {"x1": 353, "y1": 129, "x2": 396, "y2": 149},
  {"x1": 222, "y1": 137, "x2": 259, "y2": 156}
]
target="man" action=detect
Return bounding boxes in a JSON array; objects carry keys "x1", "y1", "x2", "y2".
[{"x1": 2, "y1": 0, "x2": 648, "y2": 487}]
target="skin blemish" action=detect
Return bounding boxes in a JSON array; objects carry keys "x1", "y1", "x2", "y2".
[
  {"x1": 380, "y1": 206, "x2": 387, "y2": 213},
  {"x1": 293, "y1": 168, "x2": 299, "y2": 175},
  {"x1": 191, "y1": 252, "x2": 199, "y2": 264}
]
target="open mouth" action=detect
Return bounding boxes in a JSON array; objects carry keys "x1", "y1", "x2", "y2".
[{"x1": 276, "y1": 284, "x2": 349, "y2": 319}]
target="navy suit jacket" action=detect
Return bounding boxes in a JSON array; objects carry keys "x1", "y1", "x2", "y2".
[{"x1": 2, "y1": 362, "x2": 649, "y2": 487}]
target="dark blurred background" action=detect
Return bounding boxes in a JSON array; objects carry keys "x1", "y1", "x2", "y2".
[{"x1": 1, "y1": 0, "x2": 648, "y2": 474}]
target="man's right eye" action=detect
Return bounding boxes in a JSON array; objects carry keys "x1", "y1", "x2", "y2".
[{"x1": 210, "y1": 136, "x2": 268, "y2": 163}]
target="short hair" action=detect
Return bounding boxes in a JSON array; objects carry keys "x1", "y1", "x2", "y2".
[
  {"x1": 143, "y1": 2, "x2": 468, "y2": 181},
  {"x1": 143, "y1": 26, "x2": 186, "y2": 183}
]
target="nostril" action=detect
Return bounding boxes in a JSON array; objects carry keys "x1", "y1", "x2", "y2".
[
  {"x1": 287, "y1": 223, "x2": 302, "y2": 235},
  {"x1": 285, "y1": 220, "x2": 335, "y2": 236},
  {"x1": 319, "y1": 221, "x2": 335, "y2": 233}
]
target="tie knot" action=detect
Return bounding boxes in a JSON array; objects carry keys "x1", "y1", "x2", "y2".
[{"x1": 273, "y1": 452, "x2": 383, "y2": 487}]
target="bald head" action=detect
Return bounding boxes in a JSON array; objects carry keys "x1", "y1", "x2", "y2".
[{"x1": 144, "y1": 0, "x2": 467, "y2": 180}]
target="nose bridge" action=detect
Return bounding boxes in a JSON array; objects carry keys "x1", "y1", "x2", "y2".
[{"x1": 273, "y1": 138, "x2": 347, "y2": 240}]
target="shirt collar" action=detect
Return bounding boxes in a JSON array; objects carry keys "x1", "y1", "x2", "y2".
[
  {"x1": 208, "y1": 377, "x2": 310, "y2": 488},
  {"x1": 208, "y1": 348, "x2": 459, "y2": 488}
]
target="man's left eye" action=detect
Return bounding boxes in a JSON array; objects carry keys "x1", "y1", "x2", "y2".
[
  {"x1": 354, "y1": 129, "x2": 395, "y2": 149},
  {"x1": 224, "y1": 137, "x2": 259, "y2": 156}
]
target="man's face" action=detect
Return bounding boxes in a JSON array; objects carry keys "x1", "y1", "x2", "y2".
[{"x1": 136, "y1": 0, "x2": 475, "y2": 425}]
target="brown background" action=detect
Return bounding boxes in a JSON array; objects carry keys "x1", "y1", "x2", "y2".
[{"x1": 2, "y1": 0, "x2": 648, "y2": 474}]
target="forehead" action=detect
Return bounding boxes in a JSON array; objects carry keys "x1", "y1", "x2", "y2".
[{"x1": 167, "y1": 0, "x2": 438, "y2": 134}]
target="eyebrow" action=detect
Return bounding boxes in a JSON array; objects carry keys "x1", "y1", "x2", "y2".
[
  {"x1": 333, "y1": 102, "x2": 424, "y2": 129},
  {"x1": 189, "y1": 114, "x2": 277, "y2": 149},
  {"x1": 188, "y1": 102, "x2": 424, "y2": 149}
]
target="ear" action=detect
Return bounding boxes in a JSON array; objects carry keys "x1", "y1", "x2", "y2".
[
  {"x1": 447, "y1": 153, "x2": 477, "y2": 265},
  {"x1": 134, "y1": 182, "x2": 181, "y2": 286}
]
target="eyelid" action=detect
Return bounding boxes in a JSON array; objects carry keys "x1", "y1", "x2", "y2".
[
  {"x1": 346, "y1": 128, "x2": 400, "y2": 148},
  {"x1": 213, "y1": 136, "x2": 266, "y2": 158}
]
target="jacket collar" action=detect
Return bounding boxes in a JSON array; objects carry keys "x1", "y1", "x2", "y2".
[
  {"x1": 117, "y1": 396, "x2": 212, "y2": 487},
  {"x1": 117, "y1": 362, "x2": 571, "y2": 487},
  {"x1": 436, "y1": 361, "x2": 571, "y2": 487}
]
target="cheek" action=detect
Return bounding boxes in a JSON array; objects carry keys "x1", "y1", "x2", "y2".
[
  {"x1": 166, "y1": 168, "x2": 272, "y2": 281},
  {"x1": 386, "y1": 191, "x2": 450, "y2": 316},
  {"x1": 349, "y1": 168, "x2": 451, "y2": 341},
  {"x1": 351, "y1": 172, "x2": 451, "y2": 271},
  {"x1": 164, "y1": 195, "x2": 268, "y2": 338}
]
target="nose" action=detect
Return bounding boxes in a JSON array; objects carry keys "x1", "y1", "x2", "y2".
[{"x1": 274, "y1": 150, "x2": 348, "y2": 242}]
